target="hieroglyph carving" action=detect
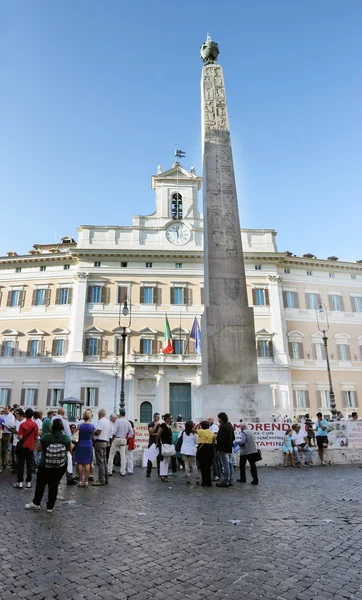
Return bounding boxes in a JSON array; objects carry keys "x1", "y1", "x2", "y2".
[{"x1": 203, "y1": 65, "x2": 229, "y2": 134}]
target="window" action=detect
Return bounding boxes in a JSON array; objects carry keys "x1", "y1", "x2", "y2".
[
  {"x1": 94, "y1": 262, "x2": 101, "y2": 267},
  {"x1": 290, "y1": 342, "x2": 303, "y2": 359},
  {"x1": 54, "y1": 339, "x2": 64, "y2": 356},
  {"x1": 10, "y1": 290, "x2": 20, "y2": 307},
  {"x1": 15, "y1": 267, "x2": 21, "y2": 273},
  {"x1": 175, "y1": 263, "x2": 182, "y2": 269},
  {"x1": 351, "y1": 275, "x2": 356, "y2": 280},
  {"x1": 24, "y1": 389, "x2": 36, "y2": 406},
  {"x1": 141, "y1": 339, "x2": 152, "y2": 355},
  {"x1": 295, "y1": 390, "x2": 307, "y2": 409},
  {"x1": 3, "y1": 341, "x2": 14, "y2": 357},
  {"x1": 47, "y1": 388, "x2": 63, "y2": 406},
  {"x1": 59, "y1": 288, "x2": 69, "y2": 305},
  {"x1": 314, "y1": 343, "x2": 326, "y2": 360},
  {"x1": 173, "y1": 339, "x2": 184, "y2": 354},
  {"x1": 344, "y1": 391, "x2": 356, "y2": 408},
  {"x1": 173, "y1": 287, "x2": 184, "y2": 305},
  {"x1": 330, "y1": 295, "x2": 343, "y2": 311},
  {"x1": 121, "y1": 262, "x2": 128, "y2": 268},
  {"x1": 85, "y1": 388, "x2": 97, "y2": 407},
  {"x1": 307, "y1": 293, "x2": 319, "y2": 310},
  {"x1": 254, "y1": 289, "x2": 268, "y2": 306},
  {"x1": 284, "y1": 291, "x2": 297, "y2": 308},
  {"x1": 140, "y1": 401, "x2": 152, "y2": 423},
  {"x1": 35, "y1": 289, "x2": 46, "y2": 306},
  {"x1": 307, "y1": 271, "x2": 313, "y2": 276},
  {"x1": 171, "y1": 193, "x2": 183, "y2": 219},
  {"x1": 146, "y1": 262, "x2": 152, "y2": 268},
  {"x1": 255, "y1": 265, "x2": 262, "y2": 270},
  {"x1": 257, "y1": 340, "x2": 272, "y2": 358},
  {"x1": 284, "y1": 269, "x2": 290, "y2": 274},
  {"x1": 64, "y1": 264, "x2": 70, "y2": 270},
  {"x1": 30, "y1": 340, "x2": 39, "y2": 357},
  {"x1": 338, "y1": 344, "x2": 350, "y2": 361},
  {"x1": 0, "y1": 389, "x2": 10, "y2": 406},
  {"x1": 40, "y1": 266, "x2": 46, "y2": 272},
  {"x1": 352, "y1": 297, "x2": 362, "y2": 313},
  {"x1": 90, "y1": 286, "x2": 101, "y2": 303},
  {"x1": 143, "y1": 287, "x2": 154, "y2": 304},
  {"x1": 329, "y1": 273, "x2": 335, "y2": 278},
  {"x1": 87, "y1": 338, "x2": 99, "y2": 356}
]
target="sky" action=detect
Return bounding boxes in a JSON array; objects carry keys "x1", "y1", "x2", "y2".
[{"x1": 1, "y1": 0, "x2": 362, "y2": 261}]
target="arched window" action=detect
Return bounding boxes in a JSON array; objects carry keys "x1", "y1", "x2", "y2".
[
  {"x1": 140, "y1": 401, "x2": 153, "y2": 423},
  {"x1": 171, "y1": 193, "x2": 183, "y2": 219}
]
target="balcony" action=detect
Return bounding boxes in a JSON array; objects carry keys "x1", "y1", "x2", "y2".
[{"x1": 128, "y1": 352, "x2": 201, "y2": 365}]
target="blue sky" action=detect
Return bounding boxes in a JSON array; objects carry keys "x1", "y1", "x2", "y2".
[{"x1": 1, "y1": 0, "x2": 362, "y2": 260}]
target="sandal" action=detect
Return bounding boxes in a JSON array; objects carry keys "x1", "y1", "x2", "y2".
[
  {"x1": 84, "y1": 482, "x2": 88, "y2": 487},
  {"x1": 160, "y1": 477, "x2": 169, "y2": 482},
  {"x1": 77, "y1": 482, "x2": 84, "y2": 487}
]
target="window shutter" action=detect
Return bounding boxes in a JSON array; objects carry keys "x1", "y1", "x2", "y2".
[
  {"x1": 341, "y1": 391, "x2": 346, "y2": 407},
  {"x1": 317, "y1": 294, "x2": 322, "y2": 308},
  {"x1": 268, "y1": 340, "x2": 274, "y2": 358},
  {"x1": 292, "y1": 390, "x2": 297, "y2": 408},
  {"x1": 20, "y1": 388, "x2": 26, "y2": 405},
  {"x1": 101, "y1": 286, "x2": 109, "y2": 303},
  {"x1": 283, "y1": 292, "x2": 288, "y2": 307},
  {"x1": 264, "y1": 289, "x2": 270, "y2": 306},
  {"x1": 94, "y1": 388, "x2": 99, "y2": 407},
  {"x1": 328, "y1": 295, "x2": 333, "y2": 311},
  {"x1": 80, "y1": 387, "x2": 85, "y2": 403},
  {"x1": 185, "y1": 288, "x2": 192, "y2": 305},
  {"x1": 339, "y1": 296, "x2": 345, "y2": 311},
  {"x1": 305, "y1": 293, "x2": 310, "y2": 309},
  {"x1": 7, "y1": 389, "x2": 11, "y2": 405},
  {"x1": 188, "y1": 339, "x2": 195, "y2": 355},
  {"x1": 118, "y1": 286, "x2": 128, "y2": 304},
  {"x1": 288, "y1": 342, "x2": 293, "y2": 358},
  {"x1": 201, "y1": 287, "x2": 204, "y2": 305},
  {"x1": 85, "y1": 339, "x2": 90, "y2": 355},
  {"x1": 60, "y1": 389, "x2": 64, "y2": 403},
  {"x1": 63, "y1": 339, "x2": 68, "y2": 355},
  {"x1": 0, "y1": 344, "x2": 5, "y2": 357},
  {"x1": 52, "y1": 340, "x2": 57, "y2": 355},
  {"x1": 32, "y1": 290, "x2": 37, "y2": 305},
  {"x1": 351, "y1": 297, "x2": 356, "y2": 312},
  {"x1": 252, "y1": 289, "x2": 256, "y2": 305},
  {"x1": 19, "y1": 290, "x2": 25, "y2": 307},
  {"x1": 87, "y1": 286, "x2": 93, "y2": 302},
  {"x1": 27, "y1": 340, "x2": 32, "y2": 356},
  {"x1": 101, "y1": 338, "x2": 108, "y2": 357},
  {"x1": 354, "y1": 391, "x2": 359, "y2": 408},
  {"x1": 140, "y1": 286, "x2": 145, "y2": 303},
  {"x1": 294, "y1": 293, "x2": 299, "y2": 309},
  {"x1": 115, "y1": 337, "x2": 121, "y2": 356},
  {"x1": 316, "y1": 390, "x2": 321, "y2": 408},
  {"x1": 44, "y1": 288, "x2": 51, "y2": 306},
  {"x1": 55, "y1": 288, "x2": 61, "y2": 304},
  {"x1": 7, "y1": 291, "x2": 12, "y2": 307},
  {"x1": 68, "y1": 288, "x2": 73, "y2": 304},
  {"x1": 305, "y1": 390, "x2": 310, "y2": 408},
  {"x1": 39, "y1": 340, "x2": 45, "y2": 355},
  {"x1": 46, "y1": 389, "x2": 52, "y2": 406},
  {"x1": 299, "y1": 343, "x2": 304, "y2": 359},
  {"x1": 33, "y1": 389, "x2": 38, "y2": 406},
  {"x1": 257, "y1": 341, "x2": 261, "y2": 357},
  {"x1": 170, "y1": 288, "x2": 175, "y2": 304},
  {"x1": 346, "y1": 345, "x2": 351, "y2": 361},
  {"x1": 152, "y1": 339, "x2": 157, "y2": 354},
  {"x1": 155, "y1": 286, "x2": 162, "y2": 305},
  {"x1": 140, "y1": 339, "x2": 144, "y2": 354}
]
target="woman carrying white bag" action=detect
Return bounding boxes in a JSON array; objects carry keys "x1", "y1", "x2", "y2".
[{"x1": 156, "y1": 414, "x2": 175, "y2": 482}]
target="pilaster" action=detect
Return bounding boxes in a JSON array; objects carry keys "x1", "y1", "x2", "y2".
[{"x1": 67, "y1": 272, "x2": 88, "y2": 362}]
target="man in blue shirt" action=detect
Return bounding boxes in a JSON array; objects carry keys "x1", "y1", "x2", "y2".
[{"x1": 315, "y1": 412, "x2": 328, "y2": 466}]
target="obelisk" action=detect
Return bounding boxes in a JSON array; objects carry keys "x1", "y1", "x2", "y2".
[{"x1": 199, "y1": 34, "x2": 273, "y2": 420}]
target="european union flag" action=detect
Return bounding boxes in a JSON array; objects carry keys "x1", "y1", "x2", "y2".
[{"x1": 190, "y1": 317, "x2": 201, "y2": 355}]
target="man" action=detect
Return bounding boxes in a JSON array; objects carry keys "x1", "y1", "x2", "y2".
[
  {"x1": 42, "y1": 409, "x2": 57, "y2": 435},
  {"x1": 52, "y1": 408, "x2": 72, "y2": 437},
  {"x1": 32, "y1": 411, "x2": 43, "y2": 472},
  {"x1": 238, "y1": 423, "x2": 259, "y2": 485},
  {"x1": 0, "y1": 405, "x2": 15, "y2": 472},
  {"x1": 107, "y1": 410, "x2": 133, "y2": 476},
  {"x1": 146, "y1": 412, "x2": 160, "y2": 477},
  {"x1": 92, "y1": 409, "x2": 110, "y2": 486},
  {"x1": 107, "y1": 414, "x2": 117, "y2": 462},
  {"x1": 216, "y1": 412, "x2": 235, "y2": 488},
  {"x1": 291, "y1": 424, "x2": 312, "y2": 467},
  {"x1": 315, "y1": 412, "x2": 329, "y2": 466},
  {"x1": 208, "y1": 416, "x2": 221, "y2": 481},
  {"x1": 350, "y1": 412, "x2": 359, "y2": 421},
  {"x1": 13, "y1": 408, "x2": 39, "y2": 489}
]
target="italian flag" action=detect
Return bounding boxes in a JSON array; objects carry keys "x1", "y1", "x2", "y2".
[{"x1": 162, "y1": 316, "x2": 174, "y2": 354}]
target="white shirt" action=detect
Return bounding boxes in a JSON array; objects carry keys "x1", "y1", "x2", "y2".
[
  {"x1": 292, "y1": 430, "x2": 308, "y2": 445},
  {"x1": 13, "y1": 419, "x2": 26, "y2": 446},
  {"x1": 94, "y1": 417, "x2": 110, "y2": 442},
  {"x1": 109, "y1": 422, "x2": 116, "y2": 440},
  {"x1": 113, "y1": 417, "x2": 134, "y2": 439},
  {"x1": 210, "y1": 422, "x2": 219, "y2": 434},
  {"x1": 52, "y1": 415, "x2": 71, "y2": 437},
  {"x1": 180, "y1": 432, "x2": 198, "y2": 456},
  {"x1": 3, "y1": 412, "x2": 15, "y2": 434},
  {"x1": 34, "y1": 418, "x2": 43, "y2": 434}
]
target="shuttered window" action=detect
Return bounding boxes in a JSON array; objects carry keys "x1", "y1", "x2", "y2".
[
  {"x1": 0, "y1": 388, "x2": 11, "y2": 406},
  {"x1": 293, "y1": 390, "x2": 310, "y2": 409},
  {"x1": 253, "y1": 289, "x2": 269, "y2": 306},
  {"x1": 338, "y1": 344, "x2": 350, "y2": 361},
  {"x1": 257, "y1": 340, "x2": 273, "y2": 358},
  {"x1": 289, "y1": 342, "x2": 304, "y2": 359}
]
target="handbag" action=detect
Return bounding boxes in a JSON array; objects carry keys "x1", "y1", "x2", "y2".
[
  {"x1": 161, "y1": 443, "x2": 176, "y2": 458},
  {"x1": 249, "y1": 449, "x2": 262, "y2": 462}
]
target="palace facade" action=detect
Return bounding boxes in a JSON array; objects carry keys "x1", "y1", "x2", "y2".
[{"x1": 1, "y1": 163, "x2": 361, "y2": 421}]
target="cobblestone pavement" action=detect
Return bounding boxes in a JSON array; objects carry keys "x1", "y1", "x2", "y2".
[{"x1": 1, "y1": 464, "x2": 362, "y2": 600}]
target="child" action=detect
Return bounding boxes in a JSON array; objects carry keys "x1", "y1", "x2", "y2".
[
  {"x1": 282, "y1": 428, "x2": 295, "y2": 467},
  {"x1": 126, "y1": 420, "x2": 135, "y2": 474}
]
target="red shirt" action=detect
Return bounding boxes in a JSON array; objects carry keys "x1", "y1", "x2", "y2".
[{"x1": 18, "y1": 419, "x2": 39, "y2": 451}]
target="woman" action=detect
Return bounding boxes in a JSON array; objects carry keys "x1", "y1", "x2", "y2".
[
  {"x1": 10, "y1": 408, "x2": 25, "y2": 472},
  {"x1": 171, "y1": 421, "x2": 184, "y2": 474},
  {"x1": 180, "y1": 420, "x2": 200, "y2": 485},
  {"x1": 196, "y1": 421, "x2": 215, "y2": 487},
  {"x1": 156, "y1": 414, "x2": 173, "y2": 482},
  {"x1": 238, "y1": 423, "x2": 259, "y2": 485},
  {"x1": 126, "y1": 420, "x2": 135, "y2": 474},
  {"x1": 74, "y1": 412, "x2": 94, "y2": 487},
  {"x1": 25, "y1": 419, "x2": 71, "y2": 513}
]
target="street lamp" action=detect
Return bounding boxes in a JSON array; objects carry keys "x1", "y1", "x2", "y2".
[
  {"x1": 316, "y1": 302, "x2": 336, "y2": 418},
  {"x1": 111, "y1": 360, "x2": 121, "y2": 415},
  {"x1": 118, "y1": 297, "x2": 131, "y2": 413}
]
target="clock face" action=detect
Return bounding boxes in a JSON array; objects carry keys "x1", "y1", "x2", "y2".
[{"x1": 165, "y1": 223, "x2": 191, "y2": 245}]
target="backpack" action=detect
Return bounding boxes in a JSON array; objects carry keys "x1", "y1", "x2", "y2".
[
  {"x1": 45, "y1": 437, "x2": 67, "y2": 469},
  {"x1": 175, "y1": 431, "x2": 184, "y2": 453}
]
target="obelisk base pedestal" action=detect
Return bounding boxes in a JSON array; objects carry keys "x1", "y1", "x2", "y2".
[{"x1": 196, "y1": 383, "x2": 273, "y2": 422}]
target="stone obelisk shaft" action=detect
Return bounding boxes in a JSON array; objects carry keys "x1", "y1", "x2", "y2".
[{"x1": 201, "y1": 63, "x2": 258, "y2": 385}]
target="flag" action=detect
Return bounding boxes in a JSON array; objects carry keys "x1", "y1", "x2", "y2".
[
  {"x1": 190, "y1": 317, "x2": 201, "y2": 355},
  {"x1": 162, "y1": 316, "x2": 174, "y2": 354}
]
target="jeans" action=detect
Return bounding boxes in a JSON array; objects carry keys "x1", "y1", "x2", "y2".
[
  {"x1": 94, "y1": 441, "x2": 108, "y2": 483},
  {"x1": 218, "y1": 451, "x2": 233, "y2": 484},
  {"x1": 108, "y1": 438, "x2": 127, "y2": 475},
  {"x1": 239, "y1": 454, "x2": 258, "y2": 482},
  {"x1": 212, "y1": 448, "x2": 222, "y2": 478},
  {"x1": 293, "y1": 444, "x2": 312, "y2": 464},
  {"x1": 17, "y1": 448, "x2": 34, "y2": 483},
  {"x1": 198, "y1": 444, "x2": 213, "y2": 486},
  {"x1": 33, "y1": 465, "x2": 66, "y2": 510}
]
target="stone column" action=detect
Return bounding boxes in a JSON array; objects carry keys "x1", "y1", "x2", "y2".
[{"x1": 67, "y1": 272, "x2": 88, "y2": 362}]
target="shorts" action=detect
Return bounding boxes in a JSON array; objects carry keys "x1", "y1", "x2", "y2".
[{"x1": 316, "y1": 436, "x2": 328, "y2": 450}]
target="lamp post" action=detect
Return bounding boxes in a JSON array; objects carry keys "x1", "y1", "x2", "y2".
[
  {"x1": 118, "y1": 297, "x2": 131, "y2": 413},
  {"x1": 316, "y1": 302, "x2": 336, "y2": 418},
  {"x1": 111, "y1": 360, "x2": 121, "y2": 415}
]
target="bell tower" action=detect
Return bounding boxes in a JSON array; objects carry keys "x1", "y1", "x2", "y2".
[{"x1": 151, "y1": 162, "x2": 202, "y2": 226}]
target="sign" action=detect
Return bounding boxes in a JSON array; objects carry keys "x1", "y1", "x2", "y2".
[
  {"x1": 233, "y1": 422, "x2": 290, "y2": 449},
  {"x1": 134, "y1": 424, "x2": 150, "y2": 451},
  {"x1": 346, "y1": 421, "x2": 362, "y2": 448}
]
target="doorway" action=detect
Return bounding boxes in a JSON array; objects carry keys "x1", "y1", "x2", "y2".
[{"x1": 169, "y1": 383, "x2": 192, "y2": 421}]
